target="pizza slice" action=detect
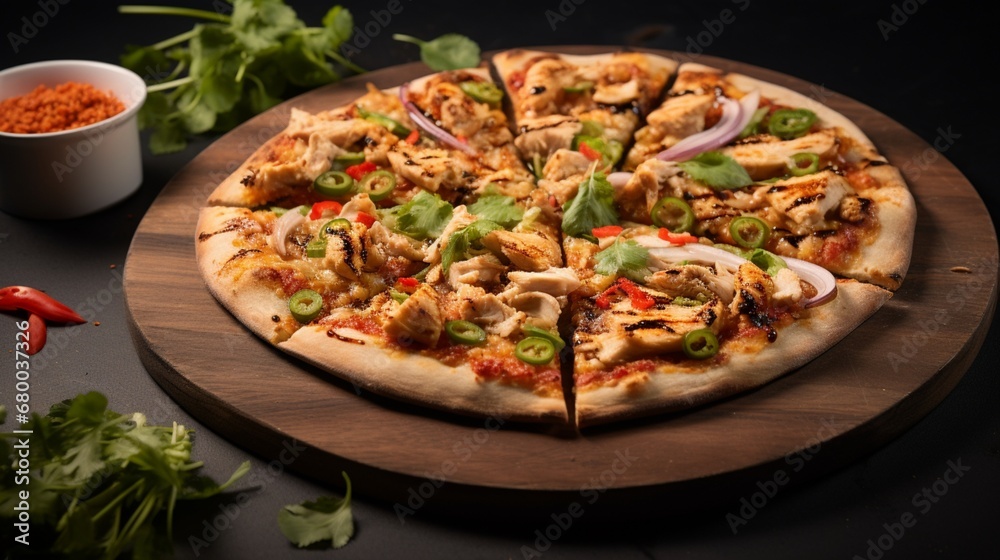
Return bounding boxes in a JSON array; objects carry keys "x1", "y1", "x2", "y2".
[
  {"x1": 617, "y1": 62, "x2": 916, "y2": 291},
  {"x1": 492, "y1": 49, "x2": 677, "y2": 206}
]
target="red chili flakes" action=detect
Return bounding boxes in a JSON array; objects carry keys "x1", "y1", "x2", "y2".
[{"x1": 0, "y1": 82, "x2": 125, "y2": 134}]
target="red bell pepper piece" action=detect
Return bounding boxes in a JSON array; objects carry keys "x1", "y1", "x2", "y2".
[
  {"x1": 658, "y1": 228, "x2": 698, "y2": 245},
  {"x1": 405, "y1": 130, "x2": 420, "y2": 145},
  {"x1": 397, "y1": 277, "x2": 419, "y2": 288},
  {"x1": 355, "y1": 212, "x2": 376, "y2": 228},
  {"x1": 591, "y1": 225, "x2": 623, "y2": 238},
  {"x1": 309, "y1": 201, "x2": 343, "y2": 220},
  {"x1": 0, "y1": 286, "x2": 85, "y2": 323},
  {"x1": 345, "y1": 161, "x2": 377, "y2": 181},
  {"x1": 578, "y1": 142, "x2": 602, "y2": 162},
  {"x1": 615, "y1": 278, "x2": 656, "y2": 310},
  {"x1": 27, "y1": 313, "x2": 47, "y2": 355}
]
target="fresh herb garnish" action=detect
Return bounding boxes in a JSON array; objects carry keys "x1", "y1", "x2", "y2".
[
  {"x1": 562, "y1": 169, "x2": 618, "y2": 239},
  {"x1": 278, "y1": 472, "x2": 355, "y2": 549},
  {"x1": 594, "y1": 238, "x2": 650, "y2": 281},
  {"x1": 0, "y1": 392, "x2": 250, "y2": 558},
  {"x1": 678, "y1": 151, "x2": 753, "y2": 190},
  {"x1": 714, "y1": 244, "x2": 788, "y2": 276},
  {"x1": 467, "y1": 194, "x2": 524, "y2": 228},
  {"x1": 441, "y1": 219, "x2": 502, "y2": 274},
  {"x1": 392, "y1": 33, "x2": 481, "y2": 71},
  {"x1": 119, "y1": 1, "x2": 363, "y2": 154},
  {"x1": 394, "y1": 191, "x2": 454, "y2": 240}
]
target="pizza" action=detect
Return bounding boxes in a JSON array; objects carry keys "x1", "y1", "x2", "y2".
[{"x1": 195, "y1": 49, "x2": 916, "y2": 428}]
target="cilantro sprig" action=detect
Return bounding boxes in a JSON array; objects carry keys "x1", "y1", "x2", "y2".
[
  {"x1": 441, "y1": 219, "x2": 502, "y2": 274},
  {"x1": 119, "y1": 1, "x2": 363, "y2": 154},
  {"x1": 0, "y1": 392, "x2": 249, "y2": 558},
  {"x1": 467, "y1": 193, "x2": 524, "y2": 228},
  {"x1": 594, "y1": 238, "x2": 650, "y2": 281},
  {"x1": 392, "y1": 33, "x2": 481, "y2": 71},
  {"x1": 393, "y1": 191, "x2": 454, "y2": 240},
  {"x1": 678, "y1": 151, "x2": 753, "y2": 190},
  {"x1": 562, "y1": 169, "x2": 619, "y2": 239},
  {"x1": 278, "y1": 472, "x2": 355, "y2": 549}
]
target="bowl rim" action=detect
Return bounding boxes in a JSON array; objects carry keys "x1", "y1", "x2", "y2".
[{"x1": 0, "y1": 59, "x2": 147, "y2": 140}]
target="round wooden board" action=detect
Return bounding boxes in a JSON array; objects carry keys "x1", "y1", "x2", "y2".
[{"x1": 125, "y1": 48, "x2": 997, "y2": 515}]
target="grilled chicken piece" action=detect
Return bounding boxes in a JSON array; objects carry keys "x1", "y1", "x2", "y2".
[
  {"x1": 519, "y1": 58, "x2": 579, "y2": 118},
  {"x1": 539, "y1": 149, "x2": 593, "y2": 204},
  {"x1": 455, "y1": 285, "x2": 524, "y2": 337},
  {"x1": 772, "y1": 267, "x2": 803, "y2": 307},
  {"x1": 765, "y1": 170, "x2": 852, "y2": 230},
  {"x1": 481, "y1": 230, "x2": 562, "y2": 272},
  {"x1": 730, "y1": 262, "x2": 774, "y2": 320},
  {"x1": 514, "y1": 116, "x2": 582, "y2": 159},
  {"x1": 383, "y1": 284, "x2": 442, "y2": 346},
  {"x1": 321, "y1": 222, "x2": 385, "y2": 280},
  {"x1": 387, "y1": 143, "x2": 473, "y2": 193},
  {"x1": 645, "y1": 264, "x2": 736, "y2": 304},
  {"x1": 368, "y1": 222, "x2": 426, "y2": 261},
  {"x1": 508, "y1": 291, "x2": 562, "y2": 330},
  {"x1": 626, "y1": 92, "x2": 715, "y2": 169},
  {"x1": 433, "y1": 82, "x2": 492, "y2": 140},
  {"x1": 578, "y1": 284, "x2": 726, "y2": 365},
  {"x1": 447, "y1": 254, "x2": 506, "y2": 289},
  {"x1": 505, "y1": 267, "x2": 582, "y2": 298},
  {"x1": 720, "y1": 130, "x2": 839, "y2": 180}
]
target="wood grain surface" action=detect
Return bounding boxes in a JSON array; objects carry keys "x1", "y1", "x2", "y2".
[{"x1": 124, "y1": 48, "x2": 998, "y2": 515}]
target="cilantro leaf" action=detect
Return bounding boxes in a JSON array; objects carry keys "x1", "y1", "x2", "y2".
[
  {"x1": 279, "y1": 472, "x2": 355, "y2": 549},
  {"x1": 678, "y1": 151, "x2": 753, "y2": 190},
  {"x1": 714, "y1": 244, "x2": 788, "y2": 276},
  {"x1": 442, "y1": 219, "x2": 502, "y2": 274},
  {"x1": 393, "y1": 33, "x2": 481, "y2": 70},
  {"x1": 562, "y1": 170, "x2": 618, "y2": 238},
  {"x1": 467, "y1": 194, "x2": 524, "y2": 228},
  {"x1": 594, "y1": 239, "x2": 650, "y2": 281},
  {"x1": 395, "y1": 191, "x2": 454, "y2": 240}
]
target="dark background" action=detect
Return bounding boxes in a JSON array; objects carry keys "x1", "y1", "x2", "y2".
[{"x1": 2, "y1": 0, "x2": 997, "y2": 558}]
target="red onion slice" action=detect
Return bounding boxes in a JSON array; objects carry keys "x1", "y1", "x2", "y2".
[
  {"x1": 270, "y1": 206, "x2": 306, "y2": 258},
  {"x1": 656, "y1": 90, "x2": 760, "y2": 162},
  {"x1": 783, "y1": 256, "x2": 838, "y2": 308},
  {"x1": 399, "y1": 82, "x2": 478, "y2": 156},
  {"x1": 607, "y1": 171, "x2": 633, "y2": 189},
  {"x1": 645, "y1": 241, "x2": 837, "y2": 308}
]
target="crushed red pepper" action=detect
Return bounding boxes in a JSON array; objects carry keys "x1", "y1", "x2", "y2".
[{"x1": 0, "y1": 82, "x2": 125, "y2": 134}]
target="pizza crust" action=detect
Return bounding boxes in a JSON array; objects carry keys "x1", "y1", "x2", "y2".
[
  {"x1": 575, "y1": 280, "x2": 892, "y2": 426},
  {"x1": 279, "y1": 325, "x2": 568, "y2": 423}
]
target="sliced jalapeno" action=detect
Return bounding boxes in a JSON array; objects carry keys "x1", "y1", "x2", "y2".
[
  {"x1": 515, "y1": 337, "x2": 556, "y2": 365},
  {"x1": 650, "y1": 196, "x2": 696, "y2": 233},
  {"x1": 305, "y1": 236, "x2": 327, "y2": 258},
  {"x1": 729, "y1": 216, "x2": 770, "y2": 249},
  {"x1": 563, "y1": 81, "x2": 594, "y2": 93},
  {"x1": 289, "y1": 289, "x2": 323, "y2": 323},
  {"x1": 768, "y1": 108, "x2": 817, "y2": 139},
  {"x1": 314, "y1": 170, "x2": 355, "y2": 198},
  {"x1": 682, "y1": 328, "x2": 719, "y2": 360},
  {"x1": 332, "y1": 151, "x2": 366, "y2": 170},
  {"x1": 356, "y1": 105, "x2": 411, "y2": 137},
  {"x1": 521, "y1": 325, "x2": 566, "y2": 351},
  {"x1": 320, "y1": 218, "x2": 352, "y2": 236},
  {"x1": 459, "y1": 81, "x2": 503, "y2": 105},
  {"x1": 358, "y1": 170, "x2": 397, "y2": 201},
  {"x1": 788, "y1": 152, "x2": 820, "y2": 176},
  {"x1": 445, "y1": 320, "x2": 486, "y2": 345}
]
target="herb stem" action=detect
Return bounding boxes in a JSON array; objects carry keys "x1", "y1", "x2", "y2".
[
  {"x1": 326, "y1": 50, "x2": 366, "y2": 74},
  {"x1": 147, "y1": 76, "x2": 196, "y2": 92},
  {"x1": 150, "y1": 28, "x2": 199, "y2": 51},
  {"x1": 119, "y1": 5, "x2": 231, "y2": 24},
  {"x1": 91, "y1": 479, "x2": 144, "y2": 523},
  {"x1": 391, "y1": 33, "x2": 425, "y2": 46}
]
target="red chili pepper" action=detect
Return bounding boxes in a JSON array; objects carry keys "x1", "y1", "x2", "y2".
[
  {"x1": 355, "y1": 211, "x2": 376, "y2": 228},
  {"x1": 578, "y1": 142, "x2": 602, "y2": 162},
  {"x1": 658, "y1": 228, "x2": 698, "y2": 245},
  {"x1": 397, "y1": 277, "x2": 419, "y2": 288},
  {"x1": 27, "y1": 313, "x2": 47, "y2": 355},
  {"x1": 615, "y1": 278, "x2": 656, "y2": 310},
  {"x1": 591, "y1": 225, "x2": 623, "y2": 238},
  {"x1": 405, "y1": 130, "x2": 420, "y2": 145},
  {"x1": 345, "y1": 161, "x2": 377, "y2": 181},
  {"x1": 456, "y1": 134, "x2": 468, "y2": 145},
  {"x1": 309, "y1": 201, "x2": 343, "y2": 220},
  {"x1": 0, "y1": 286, "x2": 85, "y2": 323},
  {"x1": 594, "y1": 283, "x2": 620, "y2": 309},
  {"x1": 549, "y1": 194, "x2": 558, "y2": 207}
]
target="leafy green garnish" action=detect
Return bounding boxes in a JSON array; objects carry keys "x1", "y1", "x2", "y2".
[
  {"x1": 278, "y1": 472, "x2": 354, "y2": 549},
  {"x1": 441, "y1": 219, "x2": 502, "y2": 274},
  {"x1": 394, "y1": 191, "x2": 454, "y2": 240},
  {"x1": 678, "y1": 151, "x2": 753, "y2": 190},
  {"x1": 467, "y1": 194, "x2": 524, "y2": 228},
  {"x1": 0, "y1": 392, "x2": 249, "y2": 558},
  {"x1": 739, "y1": 107, "x2": 769, "y2": 138},
  {"x1": 392, "y1": 33, "x2": 481, "y2": 71},
  {"x1": 562, "y1": 170, "x2": 618, "y2": 238},
  {"x1": 594, "y1": 238, "x2": 649, "y2": 281},
  {"x1": 714, "y1": 244, "x2": 788, "y2": 276},
  {"x1": 120, "y1": 1, "x2": 363, "y2": 154}
]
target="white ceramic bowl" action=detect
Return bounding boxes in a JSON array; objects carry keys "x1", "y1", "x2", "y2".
[{"x1": 0, "y1": 60, "x2": 146, "y2": 219}]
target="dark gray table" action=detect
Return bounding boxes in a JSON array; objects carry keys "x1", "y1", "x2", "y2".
[{"x1": 2, "y1": 1, "x2": 997, "y2": 558}]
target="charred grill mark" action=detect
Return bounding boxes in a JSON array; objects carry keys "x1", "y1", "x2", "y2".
[
  {"x1": 868, "y1": 160, "x2": 888, "y2": 167},
  {"x1": 224, "y1": 248, "x2": 262, "y2": 266},
  {"x1": 271, "y1": 315, "x2": 280, "y2": 322},
  {"x1": 529, "y1": 86, "x2": 547, "y2": 95},
  {"x1": 624, "y1": 319, "x2": 673, "y2": 333},
  {"x1": 328, "y1": 330, "x2": 366, "y2": 344},
  {"x1": 768, "y1": 186, "x2": 787, "y2": 193},
  {"x1": 240, "y1": 169, "x2": 257, "y2": 187},
  {"x1": 198, "y1": 218, "x2": 254, "y2": 241},
  {"x1": 785, "y1": 193, "x2": 824, "y2": 211},
  {"x1": 737, "y1": 288, "x2": 777, "y2": 342},
  {"x1": 331, "y1": 229, "x2": 359, "y2": 276},
  {"x1": 362, "y1": 135, "x2": 375, "y2": 147},
  {"x1": 405, "y1": 158, "x2": 417, "y2": 165},
  {"x1": 702, "y1": 307, "x2": 717, "y2": 326}
]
